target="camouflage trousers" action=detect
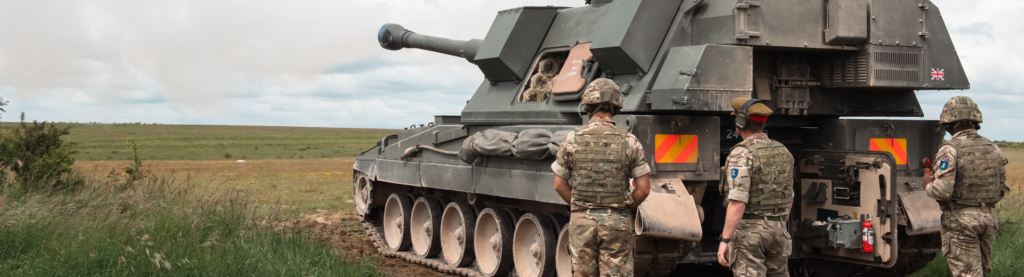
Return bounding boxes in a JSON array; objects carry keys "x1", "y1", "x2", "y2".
[
  {"x1": 728, "y1": 219, "x2": 791, "y2": 277},
  {"x1": 940, "y1": 208, "x2": 998, "y2": 277},
  {"x1": 568, "y1": 208, "x2": 634, "y2": 277}
]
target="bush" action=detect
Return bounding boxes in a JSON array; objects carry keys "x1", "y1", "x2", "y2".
[
  {"x1": 994, "y1": 140, "x2": 1024, "y2": 149},
  {"x1": 0, "y1": 115, "x2": 81, "y2": 192},
  {"x1": 121, "y1": 139, "x2": 144, "y2": 190}
]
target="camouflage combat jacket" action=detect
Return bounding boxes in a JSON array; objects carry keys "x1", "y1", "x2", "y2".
[
  {"x1": 926, "y1": 129, "x2": 1010, "y2": 208},
  {"x1": 552, "y1": 116, "x2": 651, "y2": 211},
  {"x1": 719, "y1": 133, "x2": 794, "y2": 217}
]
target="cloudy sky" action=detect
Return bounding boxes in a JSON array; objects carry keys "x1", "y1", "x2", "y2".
[{"x1": 0, "y1": 0, "x2": 1020, "y2": 140}]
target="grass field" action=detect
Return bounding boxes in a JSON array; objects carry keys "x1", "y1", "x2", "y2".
[
  {"x1": 0, "y1": 122, "x2": 396, "y2": 161},
  {"x1": 75, "y1": 158, "x2": 358, "y2": 216}
]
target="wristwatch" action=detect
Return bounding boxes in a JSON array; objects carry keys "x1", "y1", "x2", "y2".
[{"x1": 719, "y1": 235, "x2": 731, "y2": 243}]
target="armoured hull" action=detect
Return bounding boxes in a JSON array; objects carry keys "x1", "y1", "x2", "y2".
[{"x1": 355, "y1": 0, "x2": 965, "y2": 276}]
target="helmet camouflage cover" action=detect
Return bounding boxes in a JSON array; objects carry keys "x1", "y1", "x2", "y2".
[
  {"x1": 581, "y1": 78, "x2": 623, "y2": 109},
  {"x1": 940, "y1": 96, "x2": 983, "y2": 124}
]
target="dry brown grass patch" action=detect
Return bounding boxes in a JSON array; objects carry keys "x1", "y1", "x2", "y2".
[{"x1": 73, "y1": 158, "x2": 356, "y2": 214}]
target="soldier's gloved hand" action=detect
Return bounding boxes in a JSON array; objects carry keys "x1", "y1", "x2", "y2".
[
  {"x1": 717, "y1": 241, "x2": 729, "y2": 267},
  {"x1": 921, "y1": 174, "x2": 935, "y2": 188}
]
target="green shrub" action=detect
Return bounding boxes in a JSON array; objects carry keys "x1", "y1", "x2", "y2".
[
  {"x1": 0, "y1": 115, "x2": 81, "y2": 192},
  {"x1": 120, "y1": 139, "x2": 144, "y2": 190},
  {"x1": 994, "y1": 140, "x2": 1024, "y2": 149}
]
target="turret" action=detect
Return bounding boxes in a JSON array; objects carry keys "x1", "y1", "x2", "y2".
[
  {"x1": 376, "y1": 0, "x2": 970, "y2": 125},
  {"x1": 377, "y1": 7, "x2": 561, "y2": 83}
]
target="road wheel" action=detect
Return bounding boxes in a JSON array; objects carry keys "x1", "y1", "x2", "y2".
[
  {"x1": 475, "y1": 208, "x2": 515, "y2": 276},
  {"x1": 353, "y1": 174, "x2": 373, "y2": 216},
  {"x1": 410, "y1": 197, "x2": 443, "y2": 258},
  {"x1": 513, "y1": 213, "x2": 558, "y2": 277},
  {"x1": 556, "y1": 225, "x2": 572, "y2": 277},
  {"x1": 440, "y1": 202, "x2": 476, "y2": 267},
  {"x1": 383, "y1": 193, "x2": 413, "y2": 252}
]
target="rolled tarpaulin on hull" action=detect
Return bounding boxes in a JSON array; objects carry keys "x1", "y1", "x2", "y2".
[{"x1": 634, "y1": 192, "x2": 702, "y2": 242}]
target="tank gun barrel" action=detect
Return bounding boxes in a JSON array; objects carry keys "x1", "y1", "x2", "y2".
[{"x1": 378, "y1": 23, "x2": 482, "y2": 63}]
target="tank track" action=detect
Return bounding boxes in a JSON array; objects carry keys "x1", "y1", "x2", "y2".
[
  {"x1": 360, "y1": 214, "x2": 487, "y2": 277},
  {"x1": 359, "y1": 201, "x2": 685, "y2": 277},
  {"x1": 634, "y1": 237, "x2": 684, "y2": 277}
]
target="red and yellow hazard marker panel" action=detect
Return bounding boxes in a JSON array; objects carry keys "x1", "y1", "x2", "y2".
[
  {"x1": 870, "y1": 138, "x2": 907, "y2": 165},
  {"x1": 654, "y1": 134, "x2": 698, "y2": 163}
]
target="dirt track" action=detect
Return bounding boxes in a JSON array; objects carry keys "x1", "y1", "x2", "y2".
[{"x1": 297, "y1": 212, "x2": 457, "y2": 277}]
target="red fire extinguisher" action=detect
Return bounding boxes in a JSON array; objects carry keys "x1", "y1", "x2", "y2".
[{"x1": 863, "y1": 216, "x2": 874, "y2": 253}]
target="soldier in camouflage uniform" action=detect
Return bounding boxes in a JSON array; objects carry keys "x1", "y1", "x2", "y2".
[
  {"x1": 922, "y1": 96, "x2": 1009, "y2": 277},
  {"x1": 716, "y1": 98, "x2": 795, "y2": 277},
  {"x1": 552, "y1": 78, "x2": 651, "y2": 277}
]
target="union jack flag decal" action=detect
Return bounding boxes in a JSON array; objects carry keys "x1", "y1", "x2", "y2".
[{"x1": 931, "y1": 68, "x2": 945, "y2": 81}]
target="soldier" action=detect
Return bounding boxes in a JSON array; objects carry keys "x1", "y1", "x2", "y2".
[
  {"x1": 716, "y1": 98, "x2": 795, "y2": 277},
  {"x1": 922, "y1": 96, "x2": 1009, "y2": 277},
  {"x1": 552, "y1": 78, "x2": 651, "y2": 277}
]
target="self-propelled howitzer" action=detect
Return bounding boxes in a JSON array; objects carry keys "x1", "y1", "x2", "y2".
[{"x1": 354, "y1": 1, "x2": 963, "y2": 276}]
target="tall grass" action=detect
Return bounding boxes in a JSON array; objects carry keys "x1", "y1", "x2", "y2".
[{"x1": 0, "y1": 170, "x2": 383, "y2": 276}]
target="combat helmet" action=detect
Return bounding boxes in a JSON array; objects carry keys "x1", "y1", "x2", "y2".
[
  {"x1": 581, "y1": 78, "x2": 623, "y2": 109},
  {"x1": 939, "y1": 96, "x2": 983, "y2": 125}
]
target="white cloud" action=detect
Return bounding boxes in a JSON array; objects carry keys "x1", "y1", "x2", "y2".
[
  {"x1": 0, "y1": 0, "x2": 1020, "y2": 141},
  {"x1": 915, "y1": 0, "x2": 1024, "y2": 141},
  {"x1": 0, "y1": 0, "x2": 583, "y2": 128}
]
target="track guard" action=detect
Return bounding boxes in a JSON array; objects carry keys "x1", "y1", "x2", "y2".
[
  {"x1": 898, "y1": 191, "x2": 942, "y2": 235},
  {"x1": 634, "y1": 191, "x2": 702, "y2": 241}
]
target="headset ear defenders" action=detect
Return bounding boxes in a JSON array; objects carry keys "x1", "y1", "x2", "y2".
[{"x1": 735, "y1": 98, "x2": 764, "y2": 130}]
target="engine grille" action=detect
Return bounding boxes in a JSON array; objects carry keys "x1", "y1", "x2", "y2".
[
  {"x1": 874, "y1": 68, "x2": 919, "y2": 81},
  {"x1": 821, "y1": 57, "x2": 867, "y2": 84},
  {"x1": 874, "y1": 51, "x2": 919, "y2": 64},
  {"x1": 870, "y1": 48, "x2": 922, "y2": 83}
]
